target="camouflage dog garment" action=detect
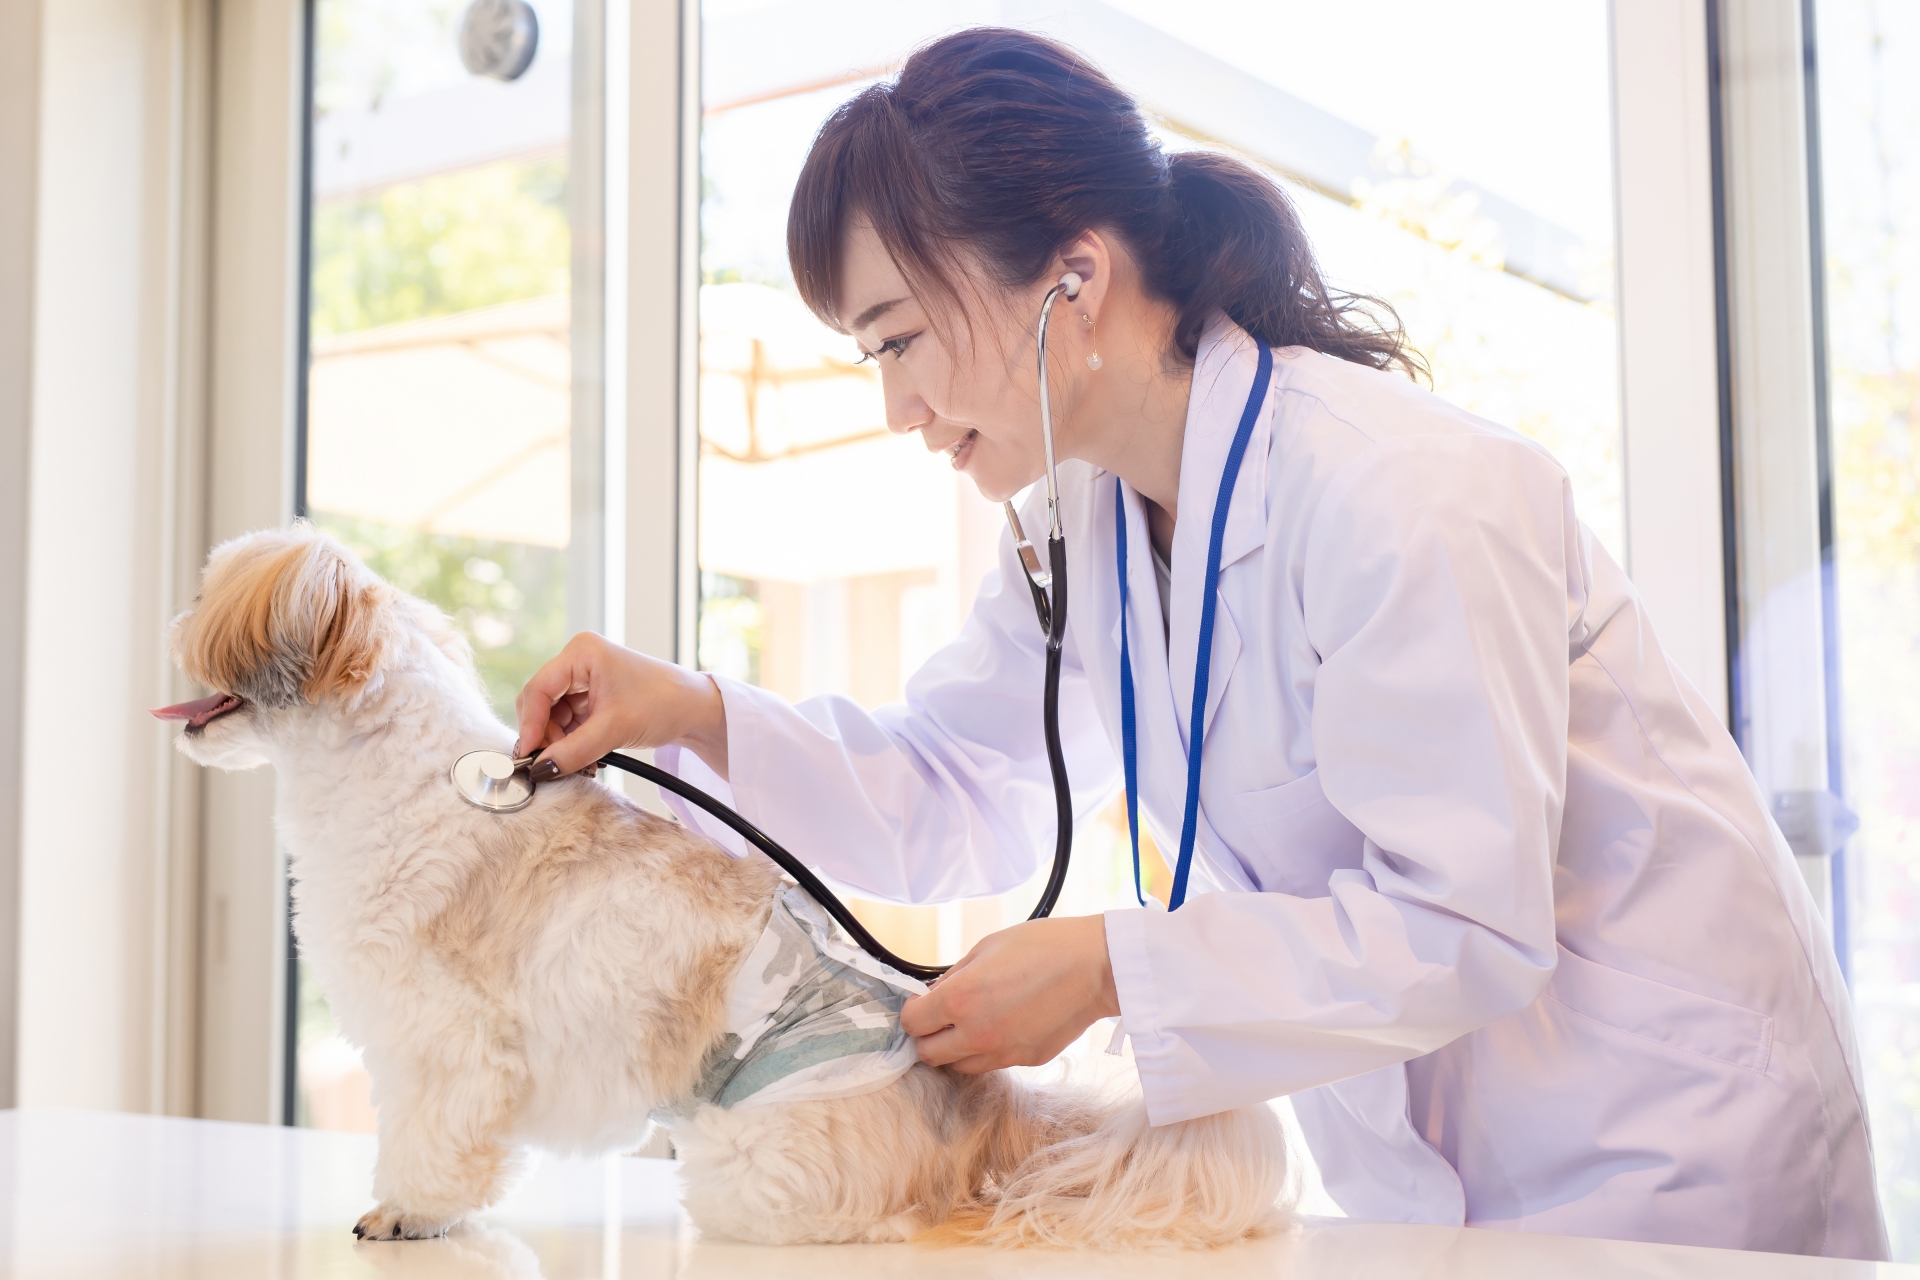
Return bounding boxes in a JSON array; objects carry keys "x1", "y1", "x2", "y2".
[{"x1": 683, "y1": 884, "x2": 930, "y2": 1112}]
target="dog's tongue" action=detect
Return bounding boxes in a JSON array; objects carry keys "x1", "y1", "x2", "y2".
[{"x1": 151, "y1": 692, "x2": 240, "y2": 727}]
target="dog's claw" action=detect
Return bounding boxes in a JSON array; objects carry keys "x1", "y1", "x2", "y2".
[{"x1": 354, "y1": 1203, "x2": 454, "y2": 1242}]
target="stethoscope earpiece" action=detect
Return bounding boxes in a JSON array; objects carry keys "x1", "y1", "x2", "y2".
[{"x1": 1059, "y1": 271, "x2": 1084, "y2": 298}]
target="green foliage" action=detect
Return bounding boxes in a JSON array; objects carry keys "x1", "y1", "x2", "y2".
[
  {"x1": 698, "y1": 572, "x2": 762, "y2": 685},
  {"x1": 304, "y1": 146, "x2": 574, "y2": 711},
  {"x1": 313, "y1": 511, "x2": 568, "y2": 718},
  {"x1": 310, "y1": 158, "x2": 571, "y2": 338},
  {"x1": 313, "y1": 0, "x2": 463, "y2": 116},
  {"x1": 1836, "y1": 368, "x2": 1920, "y2": 570}
]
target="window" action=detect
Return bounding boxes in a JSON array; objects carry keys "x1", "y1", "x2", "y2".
[
  {"x1": 276, "y1": 0, "x2": 1625, "y2": 1147},
  {"x1": 292, "y1": 0, "x2": 603, "y2": 1131},
  {"x1": 695, "y1": 0, "x2": 1621, "y2": 963},
  {"x1": 1810, "y1": 0, "x2": 1920, "y2": 1255}
]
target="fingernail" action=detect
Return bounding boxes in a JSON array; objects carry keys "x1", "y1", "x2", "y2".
[{"x1": 529, "y1": 760, "x2": 560, "y2": 783}]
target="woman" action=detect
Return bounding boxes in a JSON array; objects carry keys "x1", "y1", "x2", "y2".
[{"x1": 515, "y1": 29, "x2": 1885, "y2": 1257}]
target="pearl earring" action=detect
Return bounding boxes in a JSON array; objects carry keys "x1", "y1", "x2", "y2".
[{"x1": 1082, "y1": 314, "x2": 1102, "y2": 371}]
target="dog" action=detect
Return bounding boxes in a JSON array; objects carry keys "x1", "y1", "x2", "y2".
[{"x1": 156, "y1": 525, "x2": 1293, "y2": 1247}]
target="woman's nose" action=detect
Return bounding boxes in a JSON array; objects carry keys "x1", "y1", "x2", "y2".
[{"x1": 884, "y1": 377, "x2": 932, "y2": 436}]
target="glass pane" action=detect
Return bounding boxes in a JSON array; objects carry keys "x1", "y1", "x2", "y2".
[
  {"x1": 292, "y1": 0, "x2": 599, "y2": 1131},
  {"x1": 1812, "y1": 0, "x2": 1920, "y2": 1258},
  {"x1": 697, "y1": 0, "x2": 1620, "y2": 966}
]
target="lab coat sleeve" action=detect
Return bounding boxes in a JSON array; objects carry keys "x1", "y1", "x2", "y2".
[
  {"x1": 1106, "y1": 433, "x2": 1572, "y2": 1125},
  {"x1": 657, "y1": 521, "x2": 1119, "y2": 904}
]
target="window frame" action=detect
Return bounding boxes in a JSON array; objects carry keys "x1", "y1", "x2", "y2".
[
  {"x1": 192, "y1": 0, "x2": 696, "y2": 1125},
  {"x1": 1611, "y1": 0, "x2": 1732, "y2": 722},
  {"x1": 1704, "y1": 0, "x2": 1849, "y2": 939},
  {"x1": 185, "y1": 0, "x2": 1759, "y2": 1121}
]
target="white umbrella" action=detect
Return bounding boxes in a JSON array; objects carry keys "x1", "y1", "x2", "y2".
[
  {"x1": 697, "y1": 282, "x2": 961, "y2": 583},
  {"x1": 304, "y1": 282, "x2": 970, "y2": 577},
  {"x1": 305, "y1": 293, "x2": 572, "y2": 547}
]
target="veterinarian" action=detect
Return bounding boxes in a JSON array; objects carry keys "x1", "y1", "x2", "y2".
[{"x1": 514, "y1": 28, "x2": 1886, "y2": 1260}]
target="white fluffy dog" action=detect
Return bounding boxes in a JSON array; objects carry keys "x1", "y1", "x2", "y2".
[{"x1": 158, "y1": 526, "x2": 1292, "y2": 1247}]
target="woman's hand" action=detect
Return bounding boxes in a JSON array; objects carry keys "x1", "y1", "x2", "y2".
[
  {"x1": 513, "y1": 633, "x2": 729, "y2": 780},
  {"x1": 899, "y1": 914, "x2": 1120, "y2": 1073}
]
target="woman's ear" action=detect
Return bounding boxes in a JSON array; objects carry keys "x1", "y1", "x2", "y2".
[{"x1": 1056, "y1": 230, "x2": 1115, "y2": 322}]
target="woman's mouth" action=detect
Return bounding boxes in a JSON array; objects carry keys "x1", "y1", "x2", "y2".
[{"x1": 946, "y1": 429, "x2": 978, "y2": 471}]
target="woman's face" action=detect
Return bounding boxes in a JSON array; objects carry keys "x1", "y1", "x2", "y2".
[{"x1": 837, "y1": 222, "x2": 1053, "y2": 503}]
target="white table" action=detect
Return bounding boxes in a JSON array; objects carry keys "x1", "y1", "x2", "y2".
[{"x1": 2, "y1": 1108, "x2": 1911, "y2": 1279}]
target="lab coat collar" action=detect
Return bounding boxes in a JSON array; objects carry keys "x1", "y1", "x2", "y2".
[
  {"x1": 1106, "y1": 485, "x2": 1260, "y2": 897},
  {"x1": 1164, "y1": 317, "x2": 1272, "y2": 751},
  {"x1": 1176, "y1": 317, "x2": 1274, "y2": 571}
]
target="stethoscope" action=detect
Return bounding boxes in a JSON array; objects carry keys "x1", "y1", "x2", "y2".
[{"x1": 450, "y1": 273, "x2": 1088, "y2": 984}]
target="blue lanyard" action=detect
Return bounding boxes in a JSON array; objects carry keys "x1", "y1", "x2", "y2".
[{"x1": 1116, "y1": 338, "x2": 1273, "y2": 910}]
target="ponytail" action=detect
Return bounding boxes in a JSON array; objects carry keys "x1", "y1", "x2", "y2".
[
  {"x1": 1157, "y1": 152, "x2": 1422, "y2": 376},
  {"x1": 790, "y1": 28, "x2": 1421, "y2": 381}
]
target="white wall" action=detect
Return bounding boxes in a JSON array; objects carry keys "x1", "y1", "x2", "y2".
[
  {"x1": 0, "y1": 0, "x2": 45, "y2": 1111},
  {"x1": 16, "y1": 0, "x2": 177, "y2": 1110},
  {"x1": 0, "y1": 0, "x2": 398, "y2": 1117}
]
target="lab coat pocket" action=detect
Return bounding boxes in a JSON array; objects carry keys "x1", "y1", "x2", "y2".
[
  {"x1": 1546, "y1": 944, "x2": 1774, "y2": 1075},
  {"x1": 1216, "y1": 768, "x2": 1367, "y2": 895}
]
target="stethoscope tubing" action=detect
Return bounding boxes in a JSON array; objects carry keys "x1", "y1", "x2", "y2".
[
  {"x1": 589, "y1": 750, "x2": 953, "y2": 982},
  {"x1": 1035, "y1": 280, "x2": 1073, "y2": 542},
  {"x1": 588, "y1": 590, "x2": 1070, "y2": 987},
  {"x1": 1019, "y1": 281, "x2": 1076, "y2": 930},
  {"x1": 542, "y1": 281, "x2": 1082, "y2": 985}
]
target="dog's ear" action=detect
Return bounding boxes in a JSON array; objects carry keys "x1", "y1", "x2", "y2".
[
  {"x1": 303, "y1": 548, "x2": 393, "y2": 701},
  {"x1": 174, "y1": 528, "x2": 394, "y2": 707}
]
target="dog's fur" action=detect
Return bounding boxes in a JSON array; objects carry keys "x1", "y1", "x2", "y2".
[{"x1": 165, "y1": 526, "x2": 1293, "y2": 1246}]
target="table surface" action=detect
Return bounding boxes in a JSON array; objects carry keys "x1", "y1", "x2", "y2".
[{"x1": 1, "y1": 1108, "x2": 1913, "y2": 1279}]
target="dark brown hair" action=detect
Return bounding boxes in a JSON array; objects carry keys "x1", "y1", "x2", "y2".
[{"x1": 788, "y1": 27, "x2": 1421, "y2": 377}]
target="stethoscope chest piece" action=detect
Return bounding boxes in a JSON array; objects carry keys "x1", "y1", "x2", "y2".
[{"x1": 452, "y1": 749, "x2": 535, "y2": 813}]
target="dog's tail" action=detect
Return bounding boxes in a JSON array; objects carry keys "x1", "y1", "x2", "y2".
[{"x1": 935, "y1": 1069, "x2": 1293, "y2": 1248}]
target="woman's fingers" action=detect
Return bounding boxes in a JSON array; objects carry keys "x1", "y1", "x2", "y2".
[
  {"x1": 899, "y1": 985, "x2": 955, "y2": 1038},
  {"x1": 532, "y1": 712, "x2": 622, "y2": 777},
  {"x1": 908, "y1": 1023, "x2": 987, "y2": 1070},
  {"x1": 899, "y1": 915, "x2": 1119, "y2": 1074},
  {"x1": 512, "y1": 634, "x2": 730, "y2": 778},
  {"x1": 514, "y1": 641, "x2": 593, "y2": 756},
  {"x1": 900, "y1": 979, "x2": 998, "y2": 1068}
]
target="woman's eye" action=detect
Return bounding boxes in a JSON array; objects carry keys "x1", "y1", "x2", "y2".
[{"x1": 855, "y1": 333, "x2": 918, "y2": 363}]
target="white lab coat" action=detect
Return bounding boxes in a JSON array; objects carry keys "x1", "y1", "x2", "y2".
[{"x1": 660, "y1": 319, "x2": 1888, "y2": 1258}]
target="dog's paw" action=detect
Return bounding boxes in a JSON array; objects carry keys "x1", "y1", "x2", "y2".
[{"x1": 353, "y1": 1203, "x2": 455, "y2": 1241}]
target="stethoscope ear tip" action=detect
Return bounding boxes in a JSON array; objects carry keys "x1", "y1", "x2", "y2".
[{"x1": 1059, "y1": 272, "x2": 1083, "y2": 298}]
